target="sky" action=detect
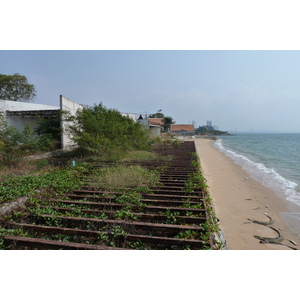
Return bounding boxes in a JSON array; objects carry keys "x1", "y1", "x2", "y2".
[
  {"x1": 2, "y1": 1, "x2": 300, "y2": 134},
  {"x1": 2, "y1": 50, "x2": 300, "y2": 133}
]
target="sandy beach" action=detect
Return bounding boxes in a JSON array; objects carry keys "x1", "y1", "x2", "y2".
[{"x1": 194, "y1": 138, "x2": 300, "y2": 250}]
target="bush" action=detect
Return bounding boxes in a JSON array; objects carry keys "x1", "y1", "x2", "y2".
[
  {"x1": 68, "y1": 103, "x2": 151, "y2": 160},
  {"x1": 0, "y1": 113, "x2": 61, "y2": 168}
]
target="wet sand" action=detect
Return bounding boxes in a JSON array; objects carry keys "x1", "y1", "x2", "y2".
[{"x1": 194, "y1": 138, "x2": 300, "y2": 250}]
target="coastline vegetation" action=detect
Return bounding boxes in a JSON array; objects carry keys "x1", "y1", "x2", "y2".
[
  {"x1": 188, "y1": 152, "x2": 225, "y2": 249},
  {"x1": 66, "y1": 103, "x2": 151, "y2": 161},
  {"x1": 0, "y1": 102, "x2": 222, "y2": 250},
  {"x1": 0, "y1": 103, "x2": 157, "y2": 203},
  {"x1": 195, "y1": 126, "x2": 229, "y2": 136}
]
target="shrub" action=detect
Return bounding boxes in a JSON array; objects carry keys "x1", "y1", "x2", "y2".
[
  {"x1": 0, "y1": 113, "x2": 61, "y2": 168},
  {"x1": 67, "y1": 103, "x2": 151, "y2": 160}
]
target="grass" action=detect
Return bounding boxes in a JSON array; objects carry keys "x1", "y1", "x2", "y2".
[
  {"x1": 89, "y1": 165, "x2": 160, "y2": 190},
  {"x1": 122, "y1": 150, "x2": 158, "y2": 162},
  {"x1": 0, "y1": 159, "x2": 41, "y2": 180}
]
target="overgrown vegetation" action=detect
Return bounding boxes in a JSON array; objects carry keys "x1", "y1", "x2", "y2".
[
  {"x1": 122, "y1": 150, "x2": 158, "y2": 162},
  {"x1": 0, "y1": 98, "x2": 222, "y2": 250},
  {"x1": 67, "y1": 103, "x2": 151, "y2": 160},
  {"x1": 188, "y1": 152, "x2": 225, "y2": 249},
  {"x1": 0, "y1": 163, "x2": 89, "y2": 204},
  {"x1": 0, "y1": 142, "x2": 222, "y2": 250},
  {"x1": 89, "y1": 165, "x2": 160, "y2": 190},
  {"x1": 0, "y1": 112, "x2": 61, "y2": 169}
]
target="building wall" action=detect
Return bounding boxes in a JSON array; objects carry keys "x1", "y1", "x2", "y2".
[
  {"x1": 121, "y1": 113, "x2": 136, "y2": 120},
  {"x1": 0, "y1": 99, "x2": 59, "y2": 132},
  {"x1": 0, "y1": 97, "x2": 84, "y2": 150},
  {"x1": 170, "y1": 124, "x2": 195, "y2": 132},
  {"x1": 60, "y1": 95, "x2": 84, "y2": 150},
  {"x1": 137, "y1": 118, "x2": 161, "y2": 137},
  {"x1": 150, "y1": 126, "x2": 161, "y2": 137},
  {"x1": 137, "y1": 118, "x2": 149, "y2": 128},
  {"x1": 1, "y1": 97, "x2": 149, "y2": 150}
]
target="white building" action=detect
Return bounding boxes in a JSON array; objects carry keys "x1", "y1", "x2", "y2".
[
  {"x1": 0, "y1": 95, "x2": 149, "y2": 149},
  {"x1": 0, "y1": 95, "x2": 83, "y2": 150}
]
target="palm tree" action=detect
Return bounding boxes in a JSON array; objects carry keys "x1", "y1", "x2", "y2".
[{"x1": 163, "y1": 116, "x2": 175, "y2": 132}]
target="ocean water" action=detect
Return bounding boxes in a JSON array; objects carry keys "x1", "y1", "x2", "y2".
[
  {"x1": 214, "y1": 133, "x2": 300, "y2": 236},
  {"x1": 214, "y1": 133, "x2": 300, "y2": 208}
]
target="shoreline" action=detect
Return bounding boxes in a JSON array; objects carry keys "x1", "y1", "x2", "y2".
[{"x1": 193, "y1": 138, "x2": 300, "y2": 250}]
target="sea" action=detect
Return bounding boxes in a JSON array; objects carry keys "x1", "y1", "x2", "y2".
[{"x1": 214, "y1": 133, "x2": 300, "y2": 236}]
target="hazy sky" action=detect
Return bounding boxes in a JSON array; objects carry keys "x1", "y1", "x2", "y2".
[{"x1": 1, "y1": 50, "x2": 300, "y2": 133}]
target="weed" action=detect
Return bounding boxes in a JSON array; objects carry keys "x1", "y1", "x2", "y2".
[
  {"x1": 27, "y1": 206, "x2": 60, "y2": 216},
  {"x1": 9, "y1": 210, "x2": 26, "y2": 221},
  {"x1": 93, "y1": 212, "x2": 108, "y2": 220},
  {"x1": 122, "y1": 150, "x2": 158, "y2": 162},
  {"x1": 127, "y1": 240, "x2": 145, "y2": 250},
  {"x1": 89, "y1": 165, "x2": 159, "y2": 190},
  {"x1": 97, "y1": 232, "x2": 109, "y2": 244},
  {"x1": 172, "y1": 139, "x2": 179, "y2": 148},
  {"x1": 165, "y1": 209, "x2": 180, "y2": 224},
  {"x1": 115, "y1": 192, "x2": 145, "y2": 209},
  {"x1": 0, "y1": 238, "x2": 5, "y2": 250},
  {"x1": 0, "y1": 227, "x2": 30, "y2": 238},
  {"x1": 182, "y1": 203, "x2": 203, "y2": 209},
  {"x1": 175, "y1": 230, "x2": 200, "y2": 240},
  {"x1": 111, "y1": 225, "x2": 127, "y2": 238},
  {"x1": 0, "y1": 164, "x2": 88, "y2": 205},
  {"x1": 51, "y1": 233, "x2": 71, "y2": 242},
  {"x1": 115, "y1": 209, "x2": 137, "y2": 221},
  {"x1": 42, "y1": 216, "x2": 63, "y2": 227},
  {"x1": 133, "y1": 186, "x2": 153, "y2": 194}
]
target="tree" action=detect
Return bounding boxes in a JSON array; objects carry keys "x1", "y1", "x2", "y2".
[
  {"x1": 163, "y1": 116, "x2": 175, "y2": 132},
  {"x1": 0, "y1": 73, "x2": 37, "y2": 102},
  {"x1": 35, "y1": 112, "x2": 62, "y2": 149},
  {"x1": 149, "y1": 112, "x2": 164, "y2": 118},
  {"x1": 68, "y1": 103, "x2": 151, "y2": 160},
  {"x1": 148, "y1": 109, "x2": 164, "y2": 118}
]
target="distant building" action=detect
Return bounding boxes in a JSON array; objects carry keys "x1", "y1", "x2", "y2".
[
  {"x1": 148, "y1": 117, "x2": 165, "y2": 132},
  {"x1": 121, "y1": 113, "x2": 136, "y2": 120},
  {"x1": 205, "y1": 120, "x2": 215, "y2": 131},
  {"x1": 148, "y1": 118, "x2": 164, "y2": 127},
  {"x1": 137, "y1": 115, "x2": 161, "y2": 137},
  {"x1": 170, "y1": 124, "x2": 195, "y2": 135}
]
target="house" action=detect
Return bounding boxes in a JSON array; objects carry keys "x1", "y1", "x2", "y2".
[
  {"x1": 0, "y1": 96, "x2": 162, "y2": 149},
  {"x1": 0, "y1": 95, "x2": 83, "y2": 150},
  {"x1": 148, "y1": 118, "x2": 164, "y2": 127},
  {"x1": 170, "y1": 124, "x2": 195, "y2": 135},
  {"x1": 137, "y1": 115, "x2": 161, "y2": 137},
  {"x1": 148, "y1": 117, "x2": 169, "y2": 132}
]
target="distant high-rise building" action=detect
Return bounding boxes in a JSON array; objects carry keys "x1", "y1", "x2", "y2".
[{"x1": 205, "y1": 120, "x2": 215, "y2": 131}]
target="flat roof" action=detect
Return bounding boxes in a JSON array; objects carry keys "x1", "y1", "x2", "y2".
[{"x1": 6, "y1": 109, "x2": 59, "y2": 118}]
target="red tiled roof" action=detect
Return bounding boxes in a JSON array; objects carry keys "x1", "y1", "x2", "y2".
[
  {"x1": 148, "y1": 118, "x2": 164, "y2": 126},
  {"x1": 171, "y1": 124, "x2": 194, "y2": 132}
]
